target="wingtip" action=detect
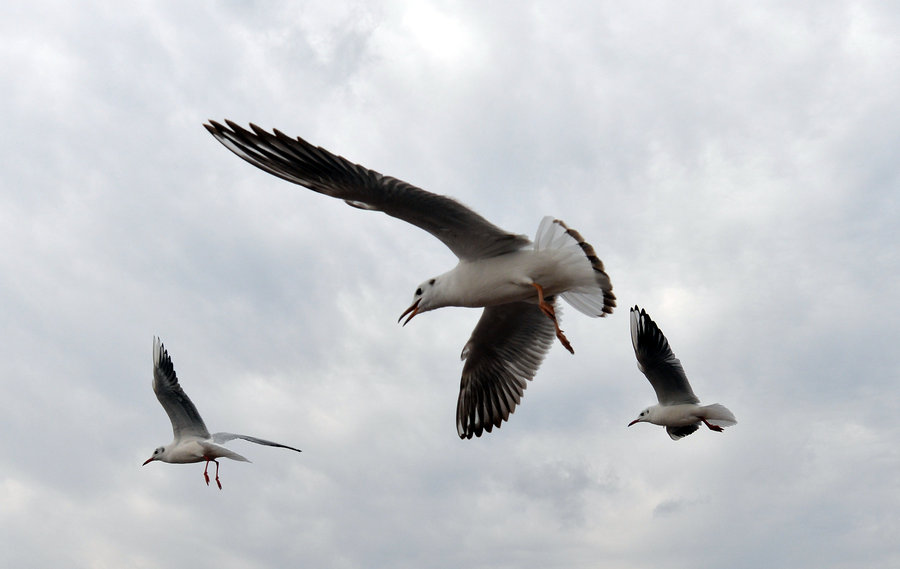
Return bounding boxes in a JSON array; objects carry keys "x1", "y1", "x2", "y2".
[{"x1": 153, "y1": 337, "x2": 174, "y2": 372}]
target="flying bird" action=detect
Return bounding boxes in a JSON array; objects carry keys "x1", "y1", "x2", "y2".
[
  {"x1": 205, "y1": 120, "x2": 616, "y2": 439},
  {"x1": 143, "y1": 337, "x2": 302, "y2": 489},
  {"x1": 628, "y1": 306, "x2": 737, "y2": 439}
]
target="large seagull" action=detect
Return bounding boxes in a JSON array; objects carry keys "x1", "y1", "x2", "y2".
[{"x1": 205, "y1": 120, "x2": 616, "y2": 438}]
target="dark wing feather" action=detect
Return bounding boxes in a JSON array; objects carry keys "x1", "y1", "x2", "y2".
[
  {"x1": 630, "y1": 306, "x2": 699, "y2": 405},
  {"x1": 457, "y1": 301, "x2": 557, "y2": 439},
  {"x1": 152, "y1": 338, "x2": 210, "y2": 440},
  {"x1": 205, "y1": 120, "x2": 530, "y2": 261},
  {"x1": 211, "y1": 432, "x2": 302, "y2": 453},
  {"x1": 666, "y1": 424, "x2": 700, "y2": 440}
]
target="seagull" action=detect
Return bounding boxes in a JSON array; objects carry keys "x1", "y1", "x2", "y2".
[
  {"x1": 143, "y1": 337, "x2": 302, "y2": 489},
  {"x1": 205, "y1": 120, "x2": 616, "y2": 439},
  {"x1": 627, "y1": 306, "x2": 737, "y2": 440}
]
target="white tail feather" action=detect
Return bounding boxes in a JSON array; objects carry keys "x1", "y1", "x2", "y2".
[
  {"x1": 533, "y1": 216, "x2": 615, "y2": 318},
  {"x1": 702, "y1": 403, "x2": 737, "y2": 427},
  {"x1": 534, "y1": 216, "x2": 573, "y2": 251},
  {"x1": 561, "y1": 286, "x2": 610, "y2": 315}
]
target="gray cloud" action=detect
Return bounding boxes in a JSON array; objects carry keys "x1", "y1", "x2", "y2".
[{"x1": 1, "y1": 1, "x2": 898, "y2": 568}]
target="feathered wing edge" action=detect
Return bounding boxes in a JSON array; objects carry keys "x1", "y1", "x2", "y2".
[
  {"x1": 211, "y1": 432, "x2": 302, "y2": 454},
  {"x1": 152, "y1": 337, "x2": 211, "y2": 440},
  {"x1": 629, "y1": 306, "x2": 700, "y2": 405},
  {"x1": 456, "y1": 301, "x2": 557, "y2": 439},
  {"x1": 204, "y1": 120, "x2": 531, "y2": 260}
]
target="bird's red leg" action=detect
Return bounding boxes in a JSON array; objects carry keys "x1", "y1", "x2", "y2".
[
  {"x1": 203, "y1": 460, "x2": 211, "y2": 485},
  {"x1": 703, "y1": 419, "x2": 724, "y2": 432},
  {"x1": 213, "y1": 459, "x2": 222, "y2": 489},
  {"x1": 531, "y1": 283, "x2": 574, "y2": 354}
]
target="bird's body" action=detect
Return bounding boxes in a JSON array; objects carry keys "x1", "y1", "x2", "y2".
[
  {"x1": 421, "y1": 244, "x2": 602, "y2": 310},
  {"x1": 628, "y1": 306, "x2": 737, "y2": 440},
  {"x1": 145, "y1": 437, "x2": 250, "y2": 465},
  {"x1": 205, "y1": 121, "x2": 616, "y2": 439},
  {"x1": 143, "y1": 338, "x2": 301, "y2": 488}
]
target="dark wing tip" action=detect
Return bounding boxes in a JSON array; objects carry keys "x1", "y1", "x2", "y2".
[
  {"x1": 153, "y1": 336, "x2": 173, "y2": 373},
  {"x1": 630, "y1": 305, "x2": 669, "y2": 355}
]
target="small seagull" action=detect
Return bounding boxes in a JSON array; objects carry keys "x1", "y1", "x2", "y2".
[
  {"x1": 143, "y1": 337, "x2": 302, "y2": 489},
  {"x1": 205, "y1": 120, "x2": 616, "y2": 439},
  {"x1": 627, "y1": 306, "x2": 737, "y2": 440}
]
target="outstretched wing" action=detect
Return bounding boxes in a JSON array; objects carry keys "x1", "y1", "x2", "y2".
[
  {"x1": 205, "y1": 120, "x2": 531, "y2": 261},
  {"x1": 630, "y1": 306, "x2": 699, "y2": 405},
  {"x1": 152, "y1": 337, "x2": 210, "y2": 440},
  {"x1": 211, "y1": 432, "x2": 302, "y2": 453},
  {"x1": 457, "y1": 301, "x2": 557, "y2": 439}
]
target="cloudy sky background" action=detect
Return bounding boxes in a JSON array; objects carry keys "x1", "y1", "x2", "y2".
[{"x1": 2, "y1": 1, "x2": 898, "y2": 567}]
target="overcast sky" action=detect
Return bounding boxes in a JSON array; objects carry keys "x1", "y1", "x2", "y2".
[{"x1": 2, "y1": 1, "x2": 898, "y2": 567}]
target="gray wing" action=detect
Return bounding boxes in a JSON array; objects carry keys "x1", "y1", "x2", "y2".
[
  {"x1": 152, "y1": 337, "x2": 210, "y2": 440},
  {"x1": 205, "y1": 120, "x2": 531, "y2": 261},
  {"x1": 211, "y1": 432, "x2": 302, "y2": 453},
  {"x1": 629, "y1": 306, "x2": 700, "y2": 405},
  {"x1": 457, "y1": 301, "x2": 557, "y2": 439}
]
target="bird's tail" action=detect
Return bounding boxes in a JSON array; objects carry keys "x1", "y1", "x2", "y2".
[
  {"x1": 533, "y1": 216, "x2": 615, "y2": 317},
  {"x1": 701, "y1": 403, "x2": 738, "y2": 427},
  {"x1": 204, "y1": 441, "x2": 252, "y2": 463}
]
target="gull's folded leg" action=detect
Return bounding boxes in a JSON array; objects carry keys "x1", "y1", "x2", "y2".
[{"x1": 531, "y1": 283, "x2": 574, "y2": 354}]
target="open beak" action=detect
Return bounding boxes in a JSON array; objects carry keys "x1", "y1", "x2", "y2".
[
  {"x1": 398, "y1": 300, "x2": 421, "y2": 326},
  {"x1": 142, "y1": 457, "x2": 155, "y2": 466},
  {"x1": 627, "y1": 419, "x2": 640, "y2": 427}
]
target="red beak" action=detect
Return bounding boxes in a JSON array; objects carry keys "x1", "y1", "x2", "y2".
[
  {"x1": 142, "y1": 457, "x2": 155, "y2": 466},
  {"x1": 398, "y1": 300, "x2": 421, "y2": 326},
  {"x1": 627, "y1": 419, "x2": 640, "y2": 427}
]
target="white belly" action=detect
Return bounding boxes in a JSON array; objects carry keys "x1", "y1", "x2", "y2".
[
  {"x1": 651, "y1": 404, "x2": 703, "y2": 427},
  {"x1": 166, "y1": 439, "x2": 209, "y2": 463},
  {"x1": 446, "y1": 250, "x2": 598, "y2": 307}
]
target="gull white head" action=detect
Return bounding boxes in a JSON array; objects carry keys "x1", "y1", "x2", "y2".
[
  {"x1": 628, "y1": 406, "x2": 656, "y2": 427},
  {"x1": 399, "y1": 278, "x2": 438, "y2": 325},
  {"x1": 143, "y1": 446, "x2": 168, "y2": 465}
]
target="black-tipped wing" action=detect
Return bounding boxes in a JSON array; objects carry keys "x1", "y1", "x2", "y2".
[
  {"x1": 152, "y1": 338, "x2": 211, "y2": 440},
  {"x1": 629, "y1": 306, "x2": 699, "y2": 405},
  {"x1": 211, "y1": 432, "x2": 302, "y2": 453},
  {"x1": 457, "y1": 301, "x2": 557, "y2": 439},
  {"x1": 205, "y1": 120, "x2": 531, "y2": 261}
]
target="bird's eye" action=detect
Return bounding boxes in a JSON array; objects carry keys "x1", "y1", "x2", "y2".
[{"x1": 415, "y1": 288, "x2": 422, "y2": 296}]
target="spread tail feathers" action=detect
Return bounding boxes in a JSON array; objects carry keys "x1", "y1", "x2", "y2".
[
  {"x1": 533, "y1": 216, "x2": 615, "y2": 317},
  {"x1": 701, "y1": 403, "x2": 738, "y2": 427}
]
